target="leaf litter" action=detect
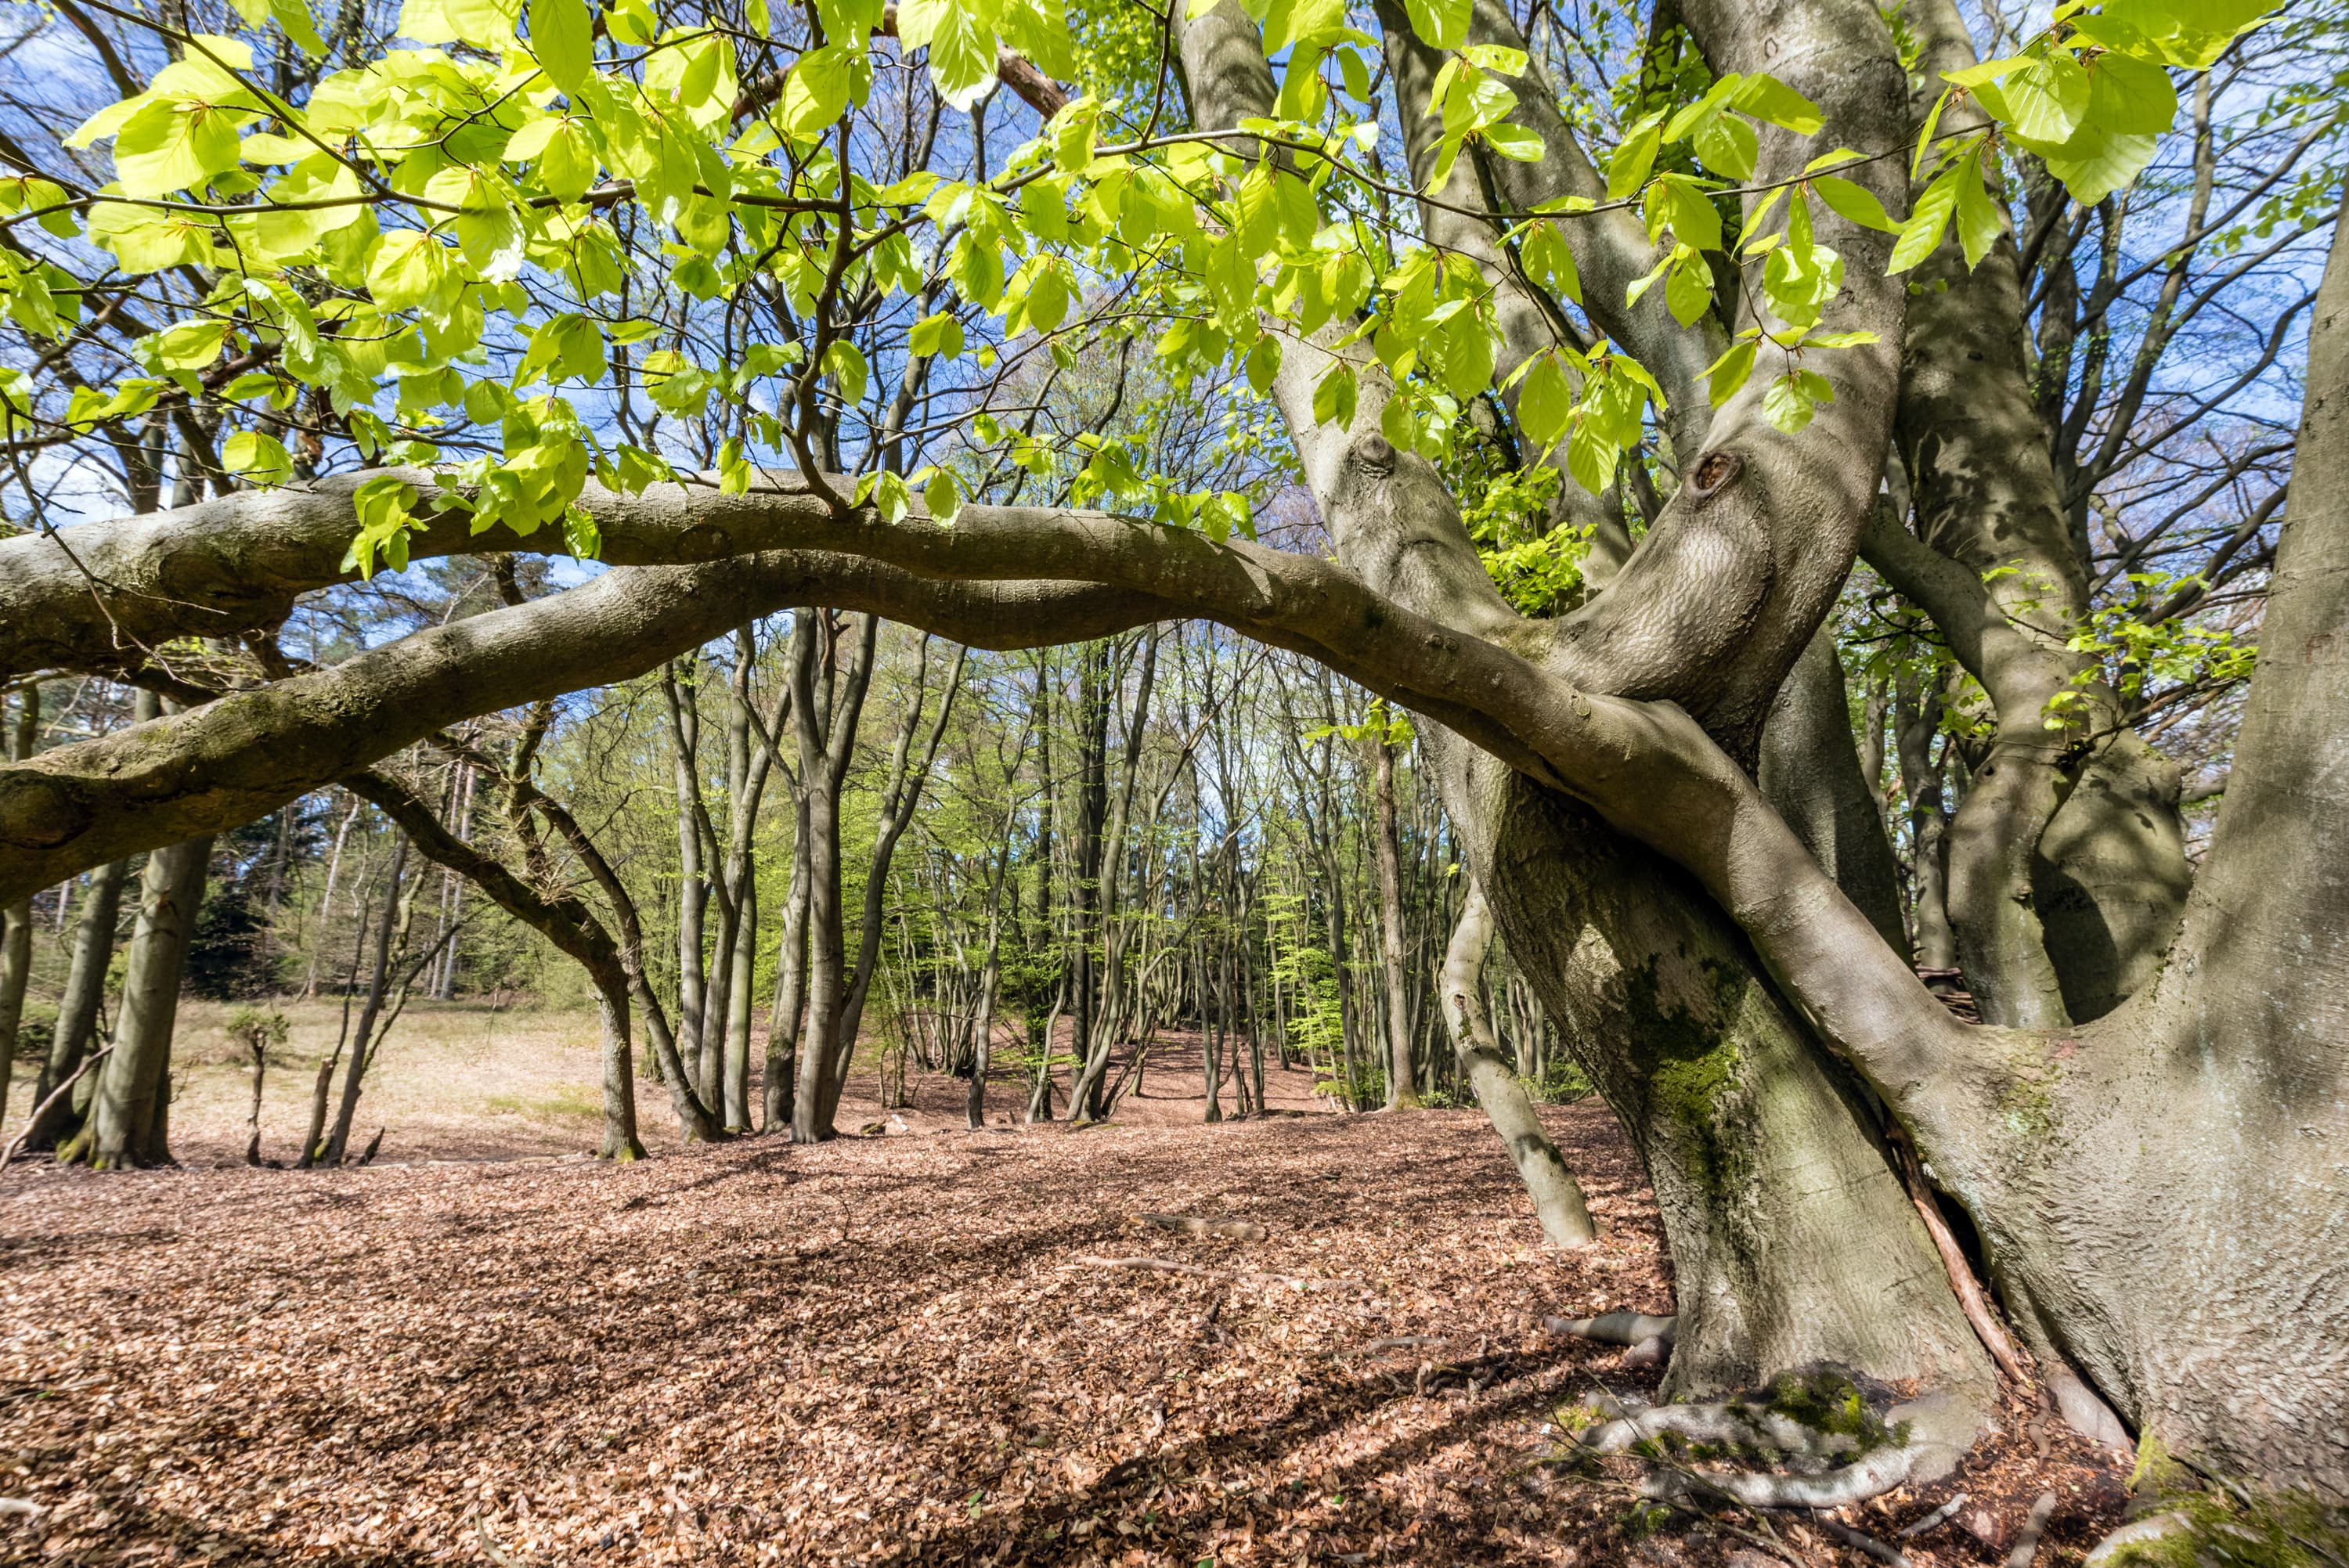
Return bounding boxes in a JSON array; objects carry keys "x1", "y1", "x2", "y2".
[{"x1": 0, "y1": 1105, "x2": 2125, "y2": 1565}]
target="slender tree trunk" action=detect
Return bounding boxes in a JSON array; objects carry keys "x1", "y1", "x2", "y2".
[
  {"x1": 25, "y1": 852, "x2": 129, "y2": 1151},
  {"x1": 323, "y1": 833, "x2": 410, "y2": 1166},
  {"x1": 596, "y1": 981, "x2": 646, "y2": 1160},
  {"x1": 1371, "y1": 732, "x2": 1418, "y2": 1109},
  {"x1": 764, "y1": 796, "x2": 812, "y2": 1131},
  {"x1": 0, "y1": 683, "x2": 37, "y2": 1120},
  {"x1": 1444, "y1": 880, "x2": 1597, "y2": 1247},
  {"x1": 663, "y1": 660, "x2": 709, "y2": 1087},
  {"x1": 74, "y1": 829, "x2": 213, "y2": 1170}
]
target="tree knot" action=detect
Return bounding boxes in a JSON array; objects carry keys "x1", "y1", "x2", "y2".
[{"x1": 1687, "y1": 450, "x2": 1742, "y2": 503}]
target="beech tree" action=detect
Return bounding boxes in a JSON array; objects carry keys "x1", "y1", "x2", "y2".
[{"x1": 0, "y1": 0, "x2": 2339, "y2": 1516}]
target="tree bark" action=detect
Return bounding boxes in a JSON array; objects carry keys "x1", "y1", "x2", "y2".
[
  {"x1": 1370, "y1": 731, "x2": 1419, "y2": 1109},
  {"x1": 25, "y1": 852, "x2": 128, "y2": 1151},
  {"x1": 1759, "y1": 627, "x2": 1908, "y2": 955},
  {"x1": 0, "y1": 683, "x2": 37, "y2": 1121},
  {"x1": 1442, "y1": 881, "x2": 1597, "y2": 1248},
  {"x1": 72, "y1": 825, "x2": 211, "y2": 1169}
]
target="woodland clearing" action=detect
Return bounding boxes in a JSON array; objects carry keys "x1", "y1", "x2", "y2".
[{"x1": 0, "y1": 1022, "x2": 2123, "y2": 1567}]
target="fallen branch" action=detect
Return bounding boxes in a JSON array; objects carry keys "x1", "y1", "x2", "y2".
[
  {"x1": 2004, "y1": 1492, "x2": 2058, "y2": 1568},
  {"x1": 1545, "y1": 1311, "x2": 1677, "y2": 1346},
  {"x1": 1131, "y1": 1212, "x2": 1269, "y2": 1241},
  {"x1": 0, "y1": 1498, "x2": 40, "y2": 1519},
  {"x1": 0, "y1": 1047, "x2": 113, "y2": 1169}
]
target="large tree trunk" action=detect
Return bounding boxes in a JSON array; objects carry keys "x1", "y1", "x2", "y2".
[
  {"x1": 1882, "y1": 0, "x2": 2191, "y2": 1027},
  {"x1": 1935, "y1": 198, "x2": 2349, "y2": 1492},
  {"x1": 1452, "y1": 751, "x2": 1994, "y2": 1400}
]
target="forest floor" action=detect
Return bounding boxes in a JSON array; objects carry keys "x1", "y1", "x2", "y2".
[{"x1": 0, "y1": 1007, "x2": 2130, "y2": 1566}]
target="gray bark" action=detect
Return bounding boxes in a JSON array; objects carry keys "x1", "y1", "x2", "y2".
[
  {"x1": 1442, "y1": 881, "x2": 1597, "y2": 1248},
  {"x1": 1759, "y1": 627, "x2": 1909, "y2": 957},
  {"x1": 1371, "y1": 733, "x2": 1419, "y2": 1109},
  {"x1": 0, "y1": 683, "x2": 36, "y2": 1121},
  {"x1": 74, "y1": 824, "x2": 211, "y2": 1169},
  {"x1": 25, "y1": 852, "x2": 128, "y2": 1151}
]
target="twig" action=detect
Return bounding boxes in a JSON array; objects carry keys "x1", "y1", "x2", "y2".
[
  {"x1": 0, "y1": 1498, "x2": 41, "y2": 1519},
  {"x1": 0, "y1": 1047, "x2": 113, "y2": 1169},
  {"x1": 2005, "y1": 1491, "x2": 2058, "y2": 1567},
  {"x1": 474, "y1": 1516, "x2": 529, "y2": 1567}
]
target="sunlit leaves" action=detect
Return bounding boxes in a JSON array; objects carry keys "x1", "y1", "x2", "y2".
[
  {"x1": 900, "y1": 0, "x2": 1001, "y2": 110},
  {"x1": 1402, "y1": 0, "x2": 1468, "y2": 52},
  {"x1": 1312, "y1": 362, "x2": 1358, "y2": 431},
  {"x1": 223, "y1": 428, "x2": 294, "y2": 485},
  {"x1": 1762, "y1": 367, "x2": 1833, "y2": 433},
  {"x1": 529, "y1": 0, "x2": 594, "y2": 95},
  {"x1": 398, "y1": 0, "x2": 520, "y2": 45},
  {"x1": 1926, "y1": 0, "x2": 2279, "y2": 211}
]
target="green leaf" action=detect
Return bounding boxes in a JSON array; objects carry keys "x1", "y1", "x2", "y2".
[
  {"x1": 1727, "y1": 73, "x2": 1823, "y2": 134},
  {"x1": 1519, "y1": 218, "x2": 1580, "y2": 305},
  {"x1": 114, "y1": 99, "x2": 245, "y2": 197},
  {"x1": 1691, "y1": 113, "x2": 1756, "y2": 179},
  {"x1": 925, "y1": 465, "x2": 962, "y2": 524},
  {"x1": 1761, "y1": 366, "x2": 1834, "y2": 433},
  {"x1": 1887, "y1": 160, "x2": 1961, "y2": 273},
  {"x1": 2086, "y1": 51, "x2": 2178, "y2": 135},
  {"x1": 152, "y1": 319, "x2": 228, "y2": 369},
  {"x1": 900, "y1": 0, "x2": 1000, "y2": 110},
  {"x1": 531, "y1": 0, "x2": 594, "y2": 94},
  {"x1": 366, "y1": 229, "x2": 449, "y2": 310},
  {"x1": 1605, "y1": 117, "x2": 1660, "y2": 200},
  {"x1": 1402, "y1": 0, "x2": 1467, "y2": 51},
  {"x1": 1705, "y1": 338, "x2": 1756, "y2": 406},
  {"x1": 1481, "y1": 121, "x2": 1544, "y2": 161},
  {"x1": 1245, "y1": 333, "x2": 1283, "y2": 395},
  {"x1": 2002, "y1": 52, "x2": 2090, "y2": 143},
  {"x1": 1312, "y1": 360, "x2": 1358, "y2": 431},
  {"x1": 224, "y1": 428, "x2": 293, "y2": 485},
  {"x1": 1518, "y1": 351, "x2": 1572, "y2": 446},
  {"x1": 2037, "y1": 125, "x2": 2157, "y2": 205},
  {"x1": 1809, "y1": 175, "x2": 1900, "y2": 234},
  {"x1": 824, "y1": 339, "x2": 870, "y2": 403},
  {"x1": 1951, "y1": 150, "x2": 2001, "y2": 269},
  {"x1": 910, "y1": 311, "x2": 965, "y2": 359},
  {"x1": 1663, "y1": 251, "x2": 1713, "y2": 326}
]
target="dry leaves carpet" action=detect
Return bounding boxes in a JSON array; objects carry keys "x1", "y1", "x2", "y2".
[{"x1": 0, "y1": 1106, "x2": 2125, "y2": 1566}]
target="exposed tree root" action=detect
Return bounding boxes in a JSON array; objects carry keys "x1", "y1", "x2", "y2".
[
  {"x1": 1130, "y1": 1212, "x2": 1270, "y2": 1241},
  {"x1": 1814, "y1": 1512, "x2": 1911, "y2": 1566},
  {"x1": 2004, "y1": 1491, "x2": 2058, "y2": 1566},
  {"x1": 1898, "y1": 1491, "x2": 1969, "y2": 1537},
  {"x1": 1545, "y1": 1310, "x2": 1678, "y2": 1346},
  {"x1": 2082, "y1": 1513, "x2": 2187, "y2": 1566},
  {"x1": 1566, "y1": 1369, "x2": 1983, "y2": 1512}
]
